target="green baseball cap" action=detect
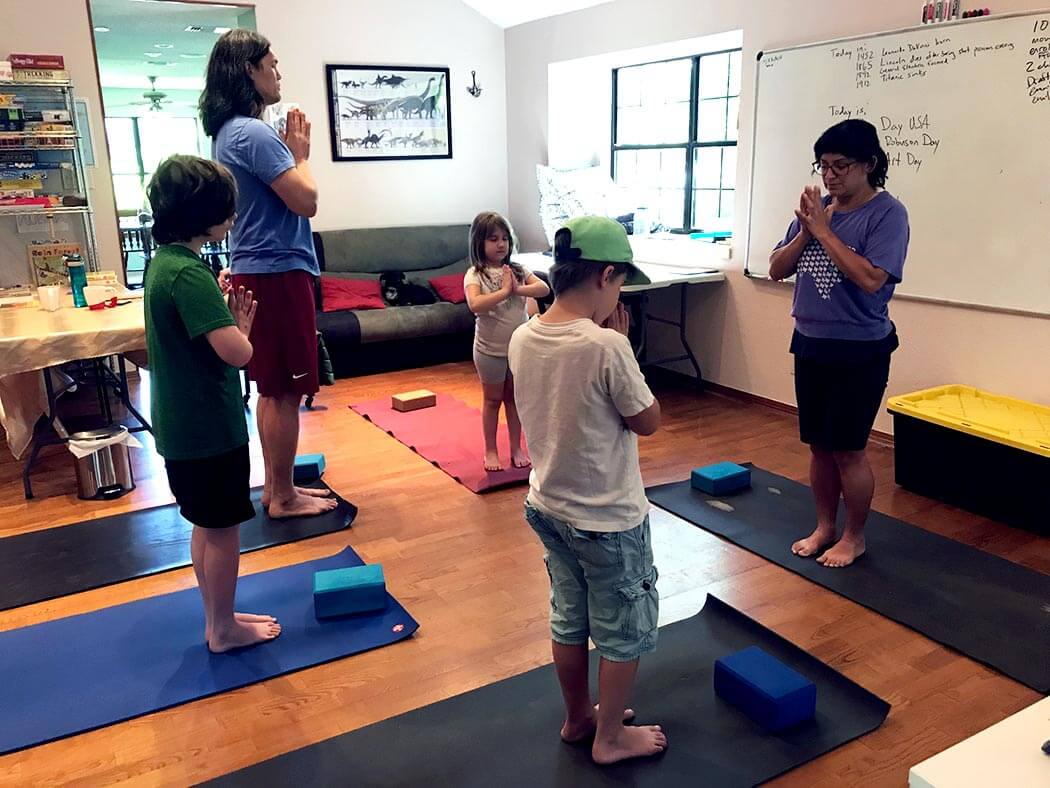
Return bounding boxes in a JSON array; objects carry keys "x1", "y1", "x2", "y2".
[{"x1": 553, "y1": 215, "x2": 650, "y2": 286}]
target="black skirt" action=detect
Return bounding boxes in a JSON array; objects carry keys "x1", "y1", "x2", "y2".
[{"x1": 790, "y1": 328, "x2": 897, "y2": 452}]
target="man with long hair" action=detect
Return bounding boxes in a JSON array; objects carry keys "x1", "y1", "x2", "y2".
[{"x1": 200, "y1": 30, "x2": 336, "y2": 518}]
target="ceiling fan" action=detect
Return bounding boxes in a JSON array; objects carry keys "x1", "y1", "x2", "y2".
[{"x1": 130, "y1": 76, "x2": 174, "y2": 111}]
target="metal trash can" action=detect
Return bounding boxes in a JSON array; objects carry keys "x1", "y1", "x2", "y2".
[{"x1": 71, "y1": 426, "x2": 136, "y2": 500}]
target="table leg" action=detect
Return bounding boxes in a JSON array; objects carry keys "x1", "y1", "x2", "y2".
[
  {"x1": 22, "y1": 367, "x2": 61, "y2": 499},
  {"x1": 115, "y1": 355, "x2": 151, "y2": 433},
  {"x1": 636, "y1": 283, "x2": 703, "y2": 385}
]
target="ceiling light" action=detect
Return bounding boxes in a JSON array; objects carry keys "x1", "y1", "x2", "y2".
[
  {"x1": 94, "y1": 26, "x2": 110, "y2": 33},
  {"x1": 154, "y1": 43, "x2": 174, "y2": 49},
  {"x1": 213, "y1": 27, "x2": 232, "y2": 34},
  {"x1": 179, "y1": 53, "x2": 206, "y2": 59},
  {"x1": 145, "y1": 52, "x2": 162, "y2": 57},
  {"x1": 185, "y1": 25, "x2": 204, "y2": 32}
]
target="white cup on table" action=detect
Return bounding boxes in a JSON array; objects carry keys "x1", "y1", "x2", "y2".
[
  {"x1": 83, "y1": 284, "x2": 118, "y2": 310},
  {"x1": 37, "y1": 285, "x2": 62, "y2": 312}
]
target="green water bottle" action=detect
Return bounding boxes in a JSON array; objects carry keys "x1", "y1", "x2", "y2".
[{"x1": 65, "y1": 253, "x2": 88, "y2": 308}]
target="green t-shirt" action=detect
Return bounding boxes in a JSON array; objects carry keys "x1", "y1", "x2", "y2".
[{"x1": 144, "y1": 244, "x2": 248, "y2": 460}]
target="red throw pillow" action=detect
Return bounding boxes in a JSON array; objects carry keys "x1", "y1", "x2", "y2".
[
  {"x1": 429, "y1": 272, "x2": 466, "y2": 304},
  {"x1": 320, "y1": 277, "x2": 385, "y2": 312}
]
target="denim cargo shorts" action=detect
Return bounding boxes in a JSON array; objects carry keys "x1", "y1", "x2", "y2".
[{"x1": 524, "y1": 502, "x2": 659, "y2": 662}]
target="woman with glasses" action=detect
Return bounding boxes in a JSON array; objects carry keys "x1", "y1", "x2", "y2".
[{"x1": 768, "y1": 119, "x2": 909, "y2": 568}]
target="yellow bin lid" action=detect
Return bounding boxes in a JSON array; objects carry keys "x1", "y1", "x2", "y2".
[{"x1": 887, "y1": 385, "x2": 1050, "y2": 458}]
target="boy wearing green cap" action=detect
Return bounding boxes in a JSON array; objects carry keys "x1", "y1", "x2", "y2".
[{"x1": 508, "y1": 215, "x2": 665, "y2": 765}]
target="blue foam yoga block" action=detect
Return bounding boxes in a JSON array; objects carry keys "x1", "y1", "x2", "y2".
[
  {"x1": 691, "y1": 462, "x2": 751, "y2": 495},
  {"x1": 294, "y1": 453, "x2": 326, "y2": 484},
  {"x1": 313, "y1": 564, "x2": 387, "y2": 619},
  {"x1": 714, "y1": 646, "x2": 816, "y2": 732}
]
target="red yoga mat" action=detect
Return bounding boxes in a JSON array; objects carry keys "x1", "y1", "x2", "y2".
[{"x1": 350, "y1": 394, "x2": 531, "y2": 493}]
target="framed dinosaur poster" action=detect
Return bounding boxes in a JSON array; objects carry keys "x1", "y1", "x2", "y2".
[{"x1": 325, "y1": 64, "x2": 452, "y2": 161}]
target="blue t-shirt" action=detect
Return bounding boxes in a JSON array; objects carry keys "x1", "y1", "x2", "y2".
[
  {"x1": 213, "y1": 115, "x2": 318, "y2": 276},
  {"x1": 776, "y1": 191, "x2": 909, "y2": 342}
]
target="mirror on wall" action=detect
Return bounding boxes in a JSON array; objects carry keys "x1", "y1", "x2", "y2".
[{"x1": 90, "y1": 0, "x2": 256, "y2": 285}]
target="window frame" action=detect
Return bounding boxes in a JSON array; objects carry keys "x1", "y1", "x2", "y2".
[
  {"x1": 104, "y1": 115, "x2": 204, "y2": 213},
  {"x1": 611, "y1": 47, "x2": 741, "y2": 232}
]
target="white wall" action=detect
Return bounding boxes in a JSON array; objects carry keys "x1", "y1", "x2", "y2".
[
  {"x1": 249, "y1": 0, "x2": 507, "y2": 231},
  {"x1": 2, "y1": 0, "x2": 507, "y2": 288},
  {"x1": 505, "y1": 0, "x2": 1050, "y2": 432}
]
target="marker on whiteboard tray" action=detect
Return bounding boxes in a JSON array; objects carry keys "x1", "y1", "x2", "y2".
[
  {"x1": 921, "y1": 1, "x2": 929, "y2": 23},
  {"x1": 950, "y1": 0, "x2": 960, "y2": 19},
  {"x1": 935, "y1": 0, "x2": 944, "y2": 22}
]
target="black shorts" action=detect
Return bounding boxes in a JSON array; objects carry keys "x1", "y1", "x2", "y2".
[
  {"x1": 164, "y1": 443, "x2": 255, "y2": 529},
  {"x1": 794, "y1": 354, "x2": 891, "y2": 452}
]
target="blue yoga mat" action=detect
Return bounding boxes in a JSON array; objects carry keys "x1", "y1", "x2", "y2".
[{"x1": 0, "y1": 547, "x2": 418, "y2": 755}]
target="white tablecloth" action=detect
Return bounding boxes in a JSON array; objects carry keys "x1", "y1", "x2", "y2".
[{"x1": 0, "y1": 298, "x2": 146, "y2": 458}]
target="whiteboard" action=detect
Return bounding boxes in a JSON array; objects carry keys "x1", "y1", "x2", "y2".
[{"x1": 744, "y1": 11, "x2": 1050, "y2": 316}]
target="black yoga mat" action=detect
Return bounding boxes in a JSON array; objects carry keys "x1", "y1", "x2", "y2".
[
  {"x1": 0, "y1": 482, "x2": 356, "y2": 612},
  {"x1": 208, "y1": 595, "x2": 889, "y2": 788},
  {"x1": 647, "y1": 466, "x2": 1050, "y2": 693}
]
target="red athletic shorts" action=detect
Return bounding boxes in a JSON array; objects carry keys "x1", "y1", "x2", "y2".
[{"x1": 231, "y1": 270, "x2": 318, "y2": 397}]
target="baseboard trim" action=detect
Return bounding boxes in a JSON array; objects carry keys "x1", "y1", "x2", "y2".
[{"x1": 647, "y1": 366, "x2": 895, "y2": 449}]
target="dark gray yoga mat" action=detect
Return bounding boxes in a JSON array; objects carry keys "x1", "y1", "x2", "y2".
[
  {"x1": 208, "y1": 595, "x2": 889, "y2": 788},
  {"x1": 0, "y1": 481, "x2": 356, "y2": 611},
  {"x1": 647, "y1": 466, "x2": 1050, "y2": 693}
]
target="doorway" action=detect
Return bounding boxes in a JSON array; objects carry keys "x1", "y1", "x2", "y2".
[{"x1": 89, "y1": 0, "x2": 256, "y2": 286}]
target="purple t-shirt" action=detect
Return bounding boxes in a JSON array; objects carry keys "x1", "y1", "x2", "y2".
[{"x1": 776, "y1": 191, "x2": 909, "y2": 341}]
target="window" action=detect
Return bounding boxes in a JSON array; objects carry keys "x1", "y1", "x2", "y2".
[
  {"x1": 612, "y1": 49, "x2": 741, "y2": 232},
  {"x1": 104, "y1": 115, "x2": 204, "y2": 213}
]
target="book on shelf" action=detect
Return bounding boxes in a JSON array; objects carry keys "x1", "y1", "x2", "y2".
[
  {"x1": 28, "y1": 240, "x2": 80, "y2": 287},
  {"x1": 0, "y1": 195, "x2": 57, "y2": 207},
  {"x1": 8, "y1": 54, "x2": 66, "y2": 70},
  {"x1": 10, "y1": 69, "x2": 70, "y2": 84}
]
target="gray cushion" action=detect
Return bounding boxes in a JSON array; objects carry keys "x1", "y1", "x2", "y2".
[
  {"x1": 404, "y1": 258, "x2": 470, "y2": 289},
  {"x1": 355, "y1": 302, "x2": 474, "y2": 344},
  {"x1": 317, "y1": 224, "x2": 471, "y2": 275}
]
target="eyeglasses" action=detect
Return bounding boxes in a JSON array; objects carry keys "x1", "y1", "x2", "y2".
[{"x1": 812, "y1": 159, "x2": 858, "y2": 176}]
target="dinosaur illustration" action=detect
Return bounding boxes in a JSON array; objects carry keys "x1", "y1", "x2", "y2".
[
  {"x1": 383, "y1": 75, "x2": 408, "y2": 88},
  {"x1": 361, "y1": 129, "x2": 391, "y2": 148},
  {"x1": 419, "y1": 74, "x2": 446, "y2": 119},
  {"x1": 388, "y1": 77, "x2": 435, "y2": 119},
  {"x1": 343, "y1": 96, "x2": 397, "y2": 120}
]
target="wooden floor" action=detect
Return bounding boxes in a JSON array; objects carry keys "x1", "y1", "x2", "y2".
[{"x1": 0, "y1": 362, "x2": 1045, "y2": 786}]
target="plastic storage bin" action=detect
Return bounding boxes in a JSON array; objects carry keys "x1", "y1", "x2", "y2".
[{"x1": 887, "y1": 385, "x2": 1050, "y2": 534}]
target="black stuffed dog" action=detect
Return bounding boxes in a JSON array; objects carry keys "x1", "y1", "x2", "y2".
[{"x1": 380, "y1": 271, "x2": 437, "y2": 306}]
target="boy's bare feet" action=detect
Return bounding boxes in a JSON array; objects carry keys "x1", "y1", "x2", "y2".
[
  {"x1": 510, "y1": 448, "x2": 531, "y2": 468},
  {"x1": 560, "y1": 706, "x2": 636, "y2": 743},
  {"x1": 791, "y1": 525, "x2": 837, "y2": 557},
  {"x1": 205, "y1": 612, "x2": 277, "y2": 643},
  {"x1": 208, "y1": 619, "x2": 282, "y2": 653},
  {"x1": 817, "y1": 535, "x2": 865, "y2": 568},
  {"x1": 268, "y1": 492, "x2": 339, "y2": 519},
  {"x1": 592, "y1": 724, "x2": 667, "y2": 765},
  {"x1": 261, "y1": 486, "x2": 332, "y2": 509},
  {"x1": 484, "y1": 451, "x2": 502, "y2": 472}
]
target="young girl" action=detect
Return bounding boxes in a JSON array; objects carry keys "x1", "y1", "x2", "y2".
[{"x1": 464, "y1": 211, "x2": 550, "y2": 472}]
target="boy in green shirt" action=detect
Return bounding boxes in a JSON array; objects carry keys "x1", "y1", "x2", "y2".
[{"x1": 145, "y1": 155, "x2": 280, "y2": 652}]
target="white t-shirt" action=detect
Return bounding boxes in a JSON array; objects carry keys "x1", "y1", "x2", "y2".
[
  {"x1": 463, "y1": 265, "x2": 532, "y2": 357},
  {"x1": 508, "y1": 316, "x2": 655, "y2": 532}
]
